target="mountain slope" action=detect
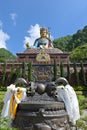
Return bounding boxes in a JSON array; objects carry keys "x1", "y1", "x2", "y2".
[
  {"x1": 69, "y1": 44, "x2": 87, "y2": 62},
  {"x1": 0, "y1": 48, "x2": 17, "y2": 60},
  {"x1": 53, "y1": 25, "x2": 87, "y2": 52}
]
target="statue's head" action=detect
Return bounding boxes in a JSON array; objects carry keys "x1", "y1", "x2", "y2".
[{"x1": 40, "y1": 27, "x2": 48, "y2": 38}]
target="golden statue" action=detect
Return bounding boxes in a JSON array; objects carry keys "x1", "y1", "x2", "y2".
[{"x1": 33, "y1": 27, "x2": 54, "y2": 49}]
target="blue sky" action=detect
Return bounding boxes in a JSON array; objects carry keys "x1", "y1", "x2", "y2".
[{"x1": 0, "y1": 0, "x2": 87, "y2": 55}]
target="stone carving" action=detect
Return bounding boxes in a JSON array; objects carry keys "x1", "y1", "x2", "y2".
[{"x1": 32, "y1": 65, "x2": 53, "y2": 82}]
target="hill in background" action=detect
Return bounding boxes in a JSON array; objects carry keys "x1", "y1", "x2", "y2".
[
  {"x1": 53, "y1": 25, "x2": 87, "y2": 62},
  {"x1": 53, "y1": 25, "x2": 87, "y2": 52},
  {"x1": 0, "y1": 48, "x2": 17, "y2": 62}
]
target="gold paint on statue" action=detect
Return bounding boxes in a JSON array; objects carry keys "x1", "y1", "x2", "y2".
[
  {"x1": 37, "y1": 74, "x2": 48, "y2": 80},
  {"x1": 36, "y1": 49, "x2": 50, "y2": 62}
]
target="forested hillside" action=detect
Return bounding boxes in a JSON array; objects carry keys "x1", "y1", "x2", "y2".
[
  {"x1": 70, "y1": 44, "x2": 87, "y2": 62},
  {"x1": 0, "y1": 48, "x2": 17, "y2": 62},
  {"x1": 53, "y1": 25, "x2": 87, "y2": 62},
  {"x1": 53, "y1": 25, "x2": 87, "y2": 52}
]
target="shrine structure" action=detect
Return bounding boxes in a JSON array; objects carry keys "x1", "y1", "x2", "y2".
[
  {"x1": 17, "y1": 48, "x2": 69, "y2": 64},
  {"x1": 0, "y1": 27, "x2": 70, "y2": 84}
]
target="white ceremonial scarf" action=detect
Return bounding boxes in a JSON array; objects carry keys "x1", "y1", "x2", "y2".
[
  {"x1": 1, "y1": 84, "x2": 26, "y2": 118},
  {"x1": 57, "y1": 84, "x2": 80, "y2": 124}
]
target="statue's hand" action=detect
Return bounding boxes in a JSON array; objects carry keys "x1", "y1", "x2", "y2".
[{"x1": 40, "y1": 44, "x2": 46, "y2": 49}]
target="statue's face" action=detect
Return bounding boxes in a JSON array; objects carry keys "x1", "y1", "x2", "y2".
[{"x1": 40, "y1": 30, "x2": 47, "y2": 38}]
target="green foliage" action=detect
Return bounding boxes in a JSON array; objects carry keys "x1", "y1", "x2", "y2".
[
  {"x1": 76, "y1": 118, "x2": 87, "y2": 130},
  {"x1": 0, "y1": 58, "x2": 6, "y2": 63},
  {"x1": 78, "y1": 95, "x2": 86, "y2": 107},
  {"x1": 0, "y1": 91, "x2": 5, "y2": 116},
  {"x1": 67, "y1": 25, "x2": 87, "y2": 52},
  {"x1": 0, "y1": 117, "x2": 10, "y2": 129},
  {"x1": 53, "y1": 35, "x2": 72, "y2": 52},
  {"x1": 80, "y1": 61, "x2": 86, "y2": 86},
  {"x1": 70, "y1": 44, "x2": 87, "y2": 62},
  {"x1": 1, "y1": 62, "x2": 7, "y2": 86},
  {"x1": 74, "y1": 86, "x2": 87, "y2": 91},
  {"x1": 53, "y1": 25, "x2": 87, "y2": 65},
  {"x1": 73, "y1": 62, "x2": 79, "y2": 86},
  {"x1": 0, "y1": 48, "x2": 16, "y2": 61},
  {"x1": 77, "y1": 92, "x2": 87, "y2": 111},
  {"x1": 21, "y1": 61, "x2": 26, "y2": 79},
  {"x1": 53, "y1": 59, "x2": 57, "y2": 81},
  {"x1": 0, "y1": 117, "x2": 17, "y2": 129},
  {"x1": 60, "y1": 62, "x2": 64, "y2": 77},
  {"x1": 67, "y1": 62, "x2": 71, "y2": 84},
  {"x1": 15, "y1": 66, "x2": 21, "y2": 78},
  {"x1": 28, "y1": 61, "x2": 32, "y2": 81},
  {"x1": 0, "y1": 91, "x2": 18, "y2": 129},
  {"x1": 8, "y1": 64, "x2": 15, "y2": 85}
]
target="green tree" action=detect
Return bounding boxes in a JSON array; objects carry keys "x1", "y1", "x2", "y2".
[
  {"x1": 21, "y1": 61, "x2": 26, "y2": 79},
  {"x1": 28, "y1": 61, "x2": 32, "y2": 81},
  {"x1": 70, "y1": 44, "x2": 87, "y2": 62},
  {"x1": 60, "y1": 62, "x2": 64, "y2": 77},
  {"x1": 15, "y1": 66, "x2": 21, "y2": 79},
  {"x1": 80, "y1": 61, "x2": 86, "y2": 86},
  {"x1": 73, "y1": 62, "x2": 79, "y2": 86},
  {"x1": 67, "y1": 62, "x2": 71, "y2": 84},
  {"x1": 53, "y1": 25, "x2": 87, "y2": 52},
  {"x1": 1, "y1": 62, "x2": 7, "y2": 86},
  {"x1": 53, "y1": 35, "x2": 72, "y2": 52},
  {"x1": 8, "y1": 64, "x2": 15, "y2": 85},
  {"x1": 0, "y1": 48, "x2": 16, "y2": 60},
  {"x1": 53, "y1": 59, "x2": 57, "y2": 81},
  {"x1": 67, "y1": 25, "x2": 87, "y2": 51}
]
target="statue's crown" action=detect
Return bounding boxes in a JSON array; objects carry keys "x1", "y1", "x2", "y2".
[{"x1": 40, "y1": 27, "x2": 48, "y2": 33}]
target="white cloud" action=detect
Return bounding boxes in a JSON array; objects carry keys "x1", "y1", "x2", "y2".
[
  {"x1": 24, "y1": 24, "x2": 41, "y2": 48},
  {"x1": 0, "y1": 20, "x2": 3, "y2": 29},
  {"x1": 0, "y1": 29, "x2": 10, "y2": 49},
  {"x1": 10, "y1": 13, "x2": 17, "y2": 26}
]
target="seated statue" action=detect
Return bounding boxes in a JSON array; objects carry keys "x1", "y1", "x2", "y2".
[{"x1": 33, "y1": 27, "x2": 54, "y2": 49}]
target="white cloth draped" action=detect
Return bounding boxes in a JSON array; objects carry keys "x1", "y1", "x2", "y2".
[
  {"x1": 1, "y1": 84, "x2": 26, "y2": 118},
  {"x1": 57, "y1": 84, "x2": 80, "y2": 124}
]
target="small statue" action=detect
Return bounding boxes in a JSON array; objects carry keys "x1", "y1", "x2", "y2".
[
  {"x1": 33, "y1": 27, "x2": 54, "y2": 49},
  {"x1": 26, "y1": 42, "x2": 30, "y2": 48}
]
